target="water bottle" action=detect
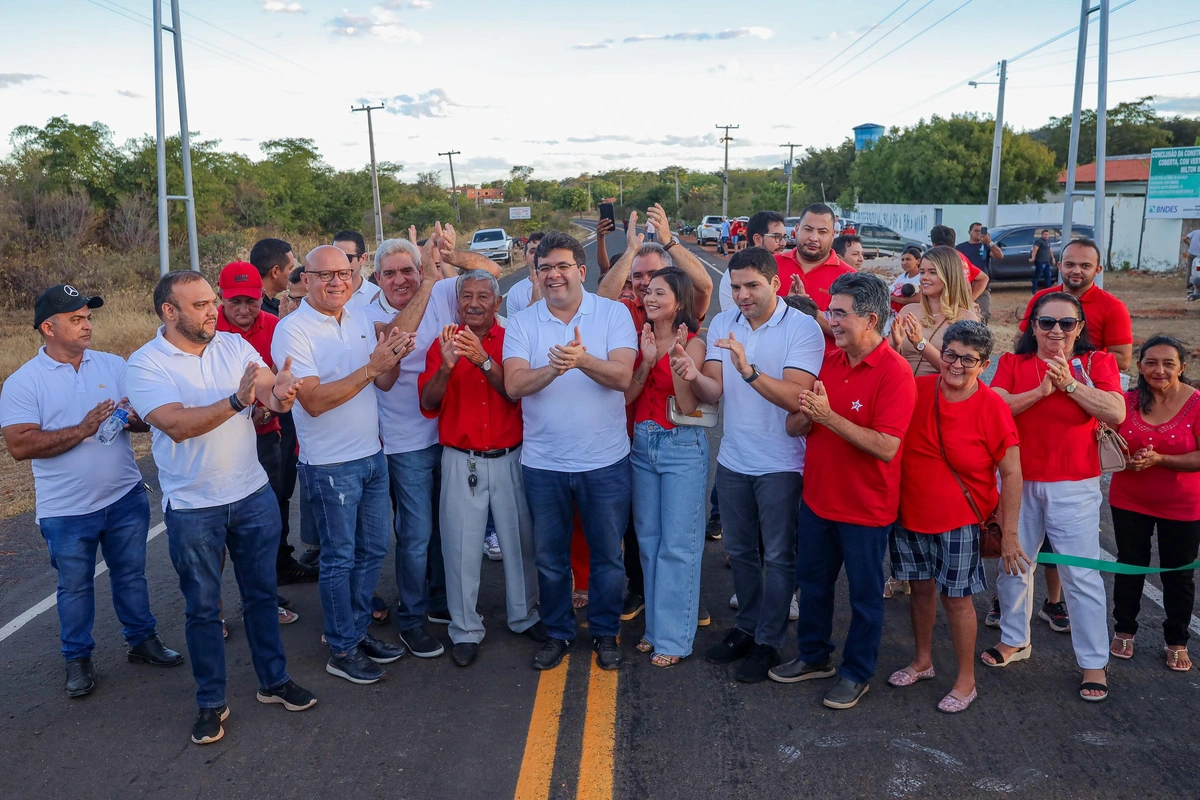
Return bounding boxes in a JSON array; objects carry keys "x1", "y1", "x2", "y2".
[{"x1": 96, "y1": 400, "x2": 134, "y2": 445}]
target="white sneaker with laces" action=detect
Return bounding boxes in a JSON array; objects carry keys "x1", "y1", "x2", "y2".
[
  {"x1": 484, "y1": 531, "x2": 502, "y2": 561},
  {"x1": 278, "y1": 607, "x2": 299, "y2": 625},
  {"x1": 789, "y1": 594, "x2": 799, "y2": 622}
]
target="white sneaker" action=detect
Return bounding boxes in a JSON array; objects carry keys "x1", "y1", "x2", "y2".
[
  {"x1": 729, "y1": 593, "x2": 739, "y2": 610},
  {"x1": 789, "y1": 594, "x2": 799, "y2": 622},
  {"x1": 483, "y1": 531, "x2": 502, "y2": 561}
]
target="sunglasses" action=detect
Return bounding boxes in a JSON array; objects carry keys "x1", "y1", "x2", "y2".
[{"x1": 1034, "y1": 316, "x2": 1081, "y2": 332}]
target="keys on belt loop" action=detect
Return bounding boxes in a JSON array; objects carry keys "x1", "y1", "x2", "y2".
[{"x1": 467, "y1": 455, "x2": 478, "y2": 496}]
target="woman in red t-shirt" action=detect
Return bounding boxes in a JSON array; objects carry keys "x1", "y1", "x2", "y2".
[
  {"x1": 625, "y1": 267, "x2": 709, "y2": 667},
  {"x1": 888, "y1": 321, "x2": 1023, "y2": 713},
  {"x1": 1108, "y1": 336, "x2": 1200, "y2": 671},
  {"x1": 986, "y1": 292, "x2": 1126, "y2": 701}
]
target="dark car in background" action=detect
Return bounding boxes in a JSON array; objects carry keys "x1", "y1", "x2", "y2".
[
  {"x1": 987, "y1": 224, "x2": 1094, "y2": 282},
  {"x1": 856, "y1": 222, "x2": 924, "y2": 255}
]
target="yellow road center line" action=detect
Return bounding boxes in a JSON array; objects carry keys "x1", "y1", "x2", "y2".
[
  {"x1": 515, "y1": 655, "x2": 570, "y2": 800},
  {"x1": 576, "y1": 661, "x2": 618, "y2": 800}
]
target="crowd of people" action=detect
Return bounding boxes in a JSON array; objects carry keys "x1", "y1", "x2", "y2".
[{"x1": 2, "y1": 201, "x2": 1197, "y2": 746}]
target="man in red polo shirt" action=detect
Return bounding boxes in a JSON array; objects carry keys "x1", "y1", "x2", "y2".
[
  {"x1": 418, "y1": 269, "x2": 545, "y2": 667},
  {"x1": 778, "y1": 203, "x2": 856, "y2": 351},
  {"x1": 773, "y1": 272, "x2": 917, "y2": 710},
  {"x1": 1018, "y1": 237, "x2": 1133, "y2": 371},
  {"x1": 216, "y1": 262, "x2": 317, "y2": 588}
]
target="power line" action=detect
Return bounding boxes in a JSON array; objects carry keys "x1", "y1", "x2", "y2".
[
  {"x1": 1015, "y1": 15, "x2": 1199, "y2": 63},
  {"x1": 1013, "y1": 29, "x2": 1200, "y2": 74},
  {"x1": 805, "y1": 0, "x2": 938, "y2": 91},
  {"x1": 820, "y1": 0, "x2": 979, "y2": 94},
  {"x1": 180, "y1": 8, "x2": 311, "y2": 73},
  {"x1": 789, "y1": 0, "x2": 915, "y2": 90},
  {"x1": 1038, "y1": 67, "x2": 1200, "y2": 88}
]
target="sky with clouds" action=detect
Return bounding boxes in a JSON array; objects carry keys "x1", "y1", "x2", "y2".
[{"x1": 2, "y1": 0, "x2": 1198, "y2": 184}]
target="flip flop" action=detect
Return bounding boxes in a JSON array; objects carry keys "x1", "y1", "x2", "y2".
[
  {"x1": 980, "y1": 645, "x2": 1032, "y2": 668},
  {"x1": 1110, "y1": 636, "x2": 1134, "y2": 660},
  {"x1": 370, "y1": 595, "x2": 389, "y2": 625},
  {"x1": 651, "y1": 653, "x2": 681, "y2": 668},
  {"x1": 1165, "y1": 646, "x2": 1192, "y2": 672}
]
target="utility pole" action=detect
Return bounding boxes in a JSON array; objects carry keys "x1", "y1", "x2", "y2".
[
  {"x1": 618, "y1": 175, "x2": 624, "y2": 206},
  {"x1": 716, "y1": 124, "x2": 739, "y2": 218},
  {"x1": 439, "y1": 150, "x2": 462, "y2": 223},
  {"x1": 153, "y1": 0, "x2": 199, "y2": 275},
  {"x1": 970, "y1": 60, "x2": 1007, "y2": 228},
  {"x1": 352, "y1": 102, "x2": 385, "y2": 246},
  {"x1": 586, "y1": 179, "x2": 592, "y2": 212},
  {"x1": 780, "y1": 142, "x2": 799, "y2": 216},
  {"x1": 674, "y1": 170, "x2": 681, "y2": 218}
]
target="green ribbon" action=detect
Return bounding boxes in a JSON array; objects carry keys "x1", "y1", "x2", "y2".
[{"x1": 1037, "y1": 553, "x2": 1200, "y2": 574}]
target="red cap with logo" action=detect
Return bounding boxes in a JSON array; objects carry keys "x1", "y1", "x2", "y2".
[{"x1": 219, "y1": 261, "x2": 263, "y2": 299}]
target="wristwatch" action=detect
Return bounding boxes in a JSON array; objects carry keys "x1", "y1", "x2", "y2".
[
  {"x1": 480, "y1": 356, "x2": 493, "y2": 372},
  {"x1": 1065, "y1": 380, "x2": 1078, "y2": 394},
  {"x1": 915, "y1": 339, "x2": 929, "y2": 352},
  {"x1": 663, "y1": 238, "x2": 678, "y2": 251},
  {"x1": 743, "y1": 365, "x2": 762, "y2": 384}
]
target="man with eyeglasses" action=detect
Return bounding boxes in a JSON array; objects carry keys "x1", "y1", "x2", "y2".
[
  {"x1": 272, "y1": 245, "x2": 418, "y2": 685},
  {"x1": 503, "y1": 230, "x2": 638, "y2": 672},
  {"x1": 333, "y1": 230, "x2": 377, "y2": 311},
  {"x1": 779, "y1": 272, "x2": 917, "y2": 710},
  {"x1": 718, "y1": 210, "x2": 789, "y2": 312}
]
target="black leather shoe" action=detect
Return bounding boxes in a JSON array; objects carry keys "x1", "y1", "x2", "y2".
[
  {"x1": 191, "y1": 704, "x2": 229, "y2": 745},
  {"x1": 399, "y1": 626, "x2": 445, "y2": 658},
  {"x1": 127, "y1": 635, "x2": 185, "y2": 667},
  {"x1": 297, "y1": 549, "x2": 321, "y2": 568},
  {"x1": 705, "y1": 628, "x2": 754, "y2": 665},
  {"x1": 521, "y1": 621, "x2": 549, "y2": 643},
  {"x1": 619, "y1": 593, "x2": 645, "y2": 621},
  {"x1": 452, "y1": 642, "x2": 479, "y2": 667},
  {"x1": 277, "y1": 556, "x2": 319, "y2": 585},
  {"x1": 65, "y1": 657, "x2": 96, "y2": 698},
  {"x1": 533, "y1": 638, "x2": 573, "y2": 670},
  {"x1": 359, "y1": 634, "x2": 406, "y2": 664},
  {"x1": 593, "y1": 636, "x2": 623, "y2": 670}
]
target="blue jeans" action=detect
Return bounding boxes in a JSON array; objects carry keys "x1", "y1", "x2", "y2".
[
  {"x1": 523, "y1": 457, "x2": 631, "y2": 641},
  {"x1": 165, "y1": 484, "x2": 287, "y2": 708},
  {"x1": 795, "y1": 503, "x2": 890, "y2": 684},
  {"x1": 39, "y1": 483, "x2": 156, "y2": 661},
  {"x1": 1033, "y1": 262, "x2": 1053, "y2": 293},
  {"x1": 716, "y1": 465, "x2": 802, "y2": 649},
  {"x1": 631, "y1": 422, "x2": 709, "y2": 657},
  {"x1": 386, "y1": 445, "x2": 447, "y2": 630},
  {"x1": 301, "y1": 451, "x2": 391, "y2": 653}
]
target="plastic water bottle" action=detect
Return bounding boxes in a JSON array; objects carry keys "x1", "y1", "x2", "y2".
[{"x1": 96, "y1": 401, "x2": 134, "y2": 445}]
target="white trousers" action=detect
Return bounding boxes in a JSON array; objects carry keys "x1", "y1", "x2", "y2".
[{"x1": 996, "y1": 478, "x2": 1110, "y2": 669}]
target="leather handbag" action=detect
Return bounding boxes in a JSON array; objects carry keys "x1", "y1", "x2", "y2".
[
  {"x1": 934, "y1": 381, "x2": 1004, "y2": 560},
  {"x1": 667, "y1": 396, "x2": 718, "y2": 428},
  {"x1": 1097, "y1": 423, "x2": 1130, "y2": 473}
]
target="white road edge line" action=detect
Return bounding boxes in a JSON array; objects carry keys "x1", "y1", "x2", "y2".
[{"x1": 0, "y1": 521, "x2": 167, "y2": 645}]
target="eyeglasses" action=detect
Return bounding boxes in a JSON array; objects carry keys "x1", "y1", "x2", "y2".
[
  {"x1": 822, "y1": 308, "x2": 859, "y2": 322},
  {"x1": 941, "y1": 350, "x2": 982, "y2": 368},
  {"x1": 286, "y1": 293, "x2": 305, "y2": 303},
  {"x1": 305, "y1": 268, "x2": 355, "y2": 283},
  {"x1": 764, "y1": 233, "x2": 787, "y2": 243},
  {"x1": 1034, "y1": 316, "x2": 1080, "y2": 332},
  {"x1": 535, "y1": 262, "x2": 578, "y2": 276}
]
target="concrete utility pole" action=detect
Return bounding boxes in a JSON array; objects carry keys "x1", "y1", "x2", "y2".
[
  {"x1": 618, "y1": 175, "x2": 624, "y2": 206},
  {"x1": 352, "y1": 102, "x2": 385, "y2": 246},
  {"x1": 780, "y1": 142, "x2": 800, "y2": 216},
  {"x1": 1061, "y1": 0, "x2": 1110, "y2": 287},
  {"x1": 674, "y1": 170, "x2": 681, "y2": 217},
  {"x1": 970, "y1": 61, "x2": 1007, "y2": 228},
  {"x1": 439, "y1": 150, "x2": 462, "y2": 223},
  {"x1": 716, "y1": 124, "x2": 739, "y2": 218},
  {"x1": 586, "y1": 179, "x2": 592, "y2": 212},
  {"x1": 153, "y1": 0, "x2": 199, "y2": 275}
]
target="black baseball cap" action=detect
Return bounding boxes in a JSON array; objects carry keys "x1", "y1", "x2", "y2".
[{"x1": 33, "y1": 284, "x2": 104, "y2": 330}]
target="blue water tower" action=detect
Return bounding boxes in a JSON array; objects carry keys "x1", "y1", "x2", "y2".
[{"x1": 853, "y1": 123, "x2": 885, "y2": 151}]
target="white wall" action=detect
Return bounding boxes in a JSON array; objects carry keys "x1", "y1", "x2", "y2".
[{"x1": 848, "y1": 200, "x2": 1184, "y2": 271}]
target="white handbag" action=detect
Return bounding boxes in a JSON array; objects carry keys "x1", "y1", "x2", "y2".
[{"x1": 666, "y1": 396, "x2": 718, "y2": 428}]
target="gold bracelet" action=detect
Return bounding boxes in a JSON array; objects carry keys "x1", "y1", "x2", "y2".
[{"x1": 364, "y1": 366, "x2": 372, "y2": 382}]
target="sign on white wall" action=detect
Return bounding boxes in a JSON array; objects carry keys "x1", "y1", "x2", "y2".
[{"x1": 509, "y1": 207, "x2": 532, "y2": 220}]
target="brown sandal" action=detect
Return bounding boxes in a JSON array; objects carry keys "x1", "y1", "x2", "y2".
[
  {"x1": 1165, "y1": 646, "x2": 1192, "y2": 672},
  {"x1": 651, "y1": 653, "x2": 681, "y2": 668},
  {"x1": 635, "y1": 637, "x2": 653, "y2": 653},
  {"x1": 884, "y1": 577, "x2": 910, "y2": 599},
  {"x1": 1110, "y1": 635, "x2": 1134, "y2": 660},
  {"x1": 572, "y1": 590, "x2": 589, "y2": 609}
]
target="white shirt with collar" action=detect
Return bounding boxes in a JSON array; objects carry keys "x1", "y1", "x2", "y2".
[
  {"x1": 503, "y1": 291, "x2": 637, "y2": 472},
  {"x1": 505, "y1": 276, "x2": 533, "y2": 317},
  {"x1": 705, "y1": 300, "x2": 825, "y2": 476},
  {"x1": 363, "y1": 289, "x2": 441, "y2": 455},
  {"x1": 126, "y1": 329, "x2": 268, "y2": 511},
  {"x1": 345, "y1": 276, "x2": 377, "y2": 312},
  {"x1": 272, "y1": 299, "x2": 382, "y2": 466},
  {"x1": 1, "y1": 348, "x2": 144, "y2": 523}
]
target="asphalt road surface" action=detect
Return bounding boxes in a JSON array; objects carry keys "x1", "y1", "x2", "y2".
[{"x1": 2, "y1": 225, "x2": 1198, "y2": 799}]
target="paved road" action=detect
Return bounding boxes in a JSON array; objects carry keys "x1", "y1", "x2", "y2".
[{"x1": 2, "y1": 227, "x2": 1198, "y2": 799}]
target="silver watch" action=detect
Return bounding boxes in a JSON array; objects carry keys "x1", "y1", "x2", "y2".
[{"x1": 480, "y1": 356, "x2": 493, "y2": 372}]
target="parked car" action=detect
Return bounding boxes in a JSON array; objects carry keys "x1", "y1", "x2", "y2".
[
  {"x1": 784, "y1": 216, "x2": 801, "y2": 247},
  {"x1": 987, "y1": 224, "x2": 1094, "y2": 282},
  {"x1": 469, "y1": 228, "x2": 513, "y2": 265},
  {"x1": 696, "y1": 215, "x2": 725, "y2": 246},
  {"x1": 856, "y1": 222, "x2": 924, "y2": 254}
]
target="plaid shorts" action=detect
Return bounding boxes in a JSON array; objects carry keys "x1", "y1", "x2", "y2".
[{"x1": 889, "y1": 524, "x2": 987, "y2": 598}]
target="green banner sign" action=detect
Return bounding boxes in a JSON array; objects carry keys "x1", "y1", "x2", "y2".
[{"x1": 1146, "y1": 146, "x2": 1200, "y2": 218}]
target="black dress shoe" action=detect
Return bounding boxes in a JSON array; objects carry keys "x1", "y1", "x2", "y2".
[
  {"x1": 191, "y1": 704, "x2": 229, "y2": 745},
  {"x1": 735, "y1": 643, "x2": 779, "y2": 683},
  {"x1": 65, "y1": 657, "x2": 96, "y2": 698},
  {"x1": 452, "y1": 642, "x2": 479, "y2": 667},
  {"x1": 277, "y1": 556, "x2": 319, "y2": 585},
  {"x1": 593, "y1": 636, "x2": 623, "y2": 670},
  {"x1": 127, "y1": 635, "x2": 185, "y2": 667},
  {"x1": 521, "y1": 621, "x2": 549, "y2": 643},
  {"x1": 533, "y1": 638, "x2": 573, "y2": 670},
  {"x1": 705, "y1": 628, "x2": 754, "y2": 665}
]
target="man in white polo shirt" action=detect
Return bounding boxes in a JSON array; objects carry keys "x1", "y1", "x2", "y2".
[
  {"x1": 671, "y1": 247, "x2": 824, "y2": 683},
  {"x1": 127, "y1": 271, "x2": 316, "y2": 746},
  {"x1": 1, "y1": 284, "x2": 184, "y2": 700},
  {"x1": 272, "y1": 245, "x2": 414, "y2": 685},
  {"x1": 503, "y1": 230, "x2": 638, "y2": 672}
]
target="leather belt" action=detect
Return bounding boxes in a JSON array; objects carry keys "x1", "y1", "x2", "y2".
[{"x1": 449, "y1": 445, "x2": 520, "y2": 459}]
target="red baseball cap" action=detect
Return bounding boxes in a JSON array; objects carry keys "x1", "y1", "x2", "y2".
[{"x1": 219, "y1": 261, "x2": 263, "y2": 299}]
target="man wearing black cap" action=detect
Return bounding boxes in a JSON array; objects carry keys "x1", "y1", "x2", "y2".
[{"x1": 0, "y1": 285, "x2": 184, "y2": 699}]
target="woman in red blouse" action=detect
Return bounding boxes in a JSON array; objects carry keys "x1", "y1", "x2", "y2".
[
  {"x1": 625, "y1": 267, "x2": 708, "y2": 667},
  {"x1": 888, "y1": 321, "x2": 1024, "y2": 713},
  {"x1": 1108, "y1": 336, "x2": 1200, "y2": 671},
  {"x1": 985, "y1": 292, "x2": 1126, "y2": 701}
]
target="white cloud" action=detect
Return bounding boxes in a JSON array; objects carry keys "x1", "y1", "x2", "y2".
[
  {"x1": 1154, "y1": 94, "x2": 1200, "y2": 116},
  {"x1": 116, "y1": 89, "x2": 143, "y2": 98},
  {"x1": 381, "y1": 0, "x2": 433, "y2": 7},
  {"x1": 263, "y1": 0, "x2": 305, "y2": 12},
  {"x1": 383, "y1": 88, "x2": 456, "y2": 118},
  {"x1": 571, "y1": 40, "x2": 613, "y2": 50},
  {"x1": 331, "y1": 7, "x2": 422, "y2": 42},
  {"x1": 0, "y1": 73, "x2": 44, "y2": 88},
  {"x1": 623, "y1": 27, "x2": 773, "y2": 44}
]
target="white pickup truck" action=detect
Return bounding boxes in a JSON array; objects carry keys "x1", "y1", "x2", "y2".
[{"x1": 469, "y1": 228, "x2": 513, "y2": 265}]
